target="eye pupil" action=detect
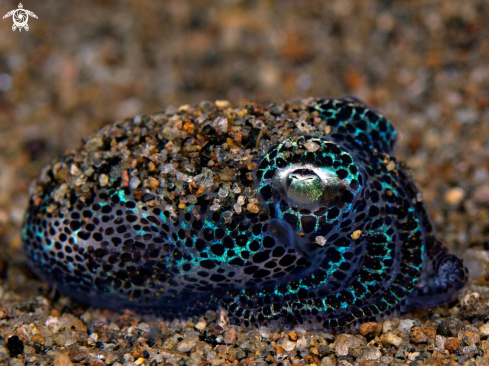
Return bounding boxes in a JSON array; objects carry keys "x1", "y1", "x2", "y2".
[
  {"x1": 285, "y1": 170, "x2": 325, "y2": 208},
  {"x1": 279, "y1": 167, "x2": 341, "y2": 209}
]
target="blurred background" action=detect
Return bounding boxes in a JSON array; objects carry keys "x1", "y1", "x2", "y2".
[{"x1": 1, "y1": 0, "x2": 489, "y2": 286}]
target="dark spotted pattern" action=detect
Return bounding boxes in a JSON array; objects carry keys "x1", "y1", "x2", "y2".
[{"x1": 22, "y1": 98, "x2": 467, "y2": 330}]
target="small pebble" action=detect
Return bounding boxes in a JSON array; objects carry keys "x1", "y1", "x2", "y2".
[
  {"x1": 444, "y1": 338, "x2": 460, "y2": 353},
  {"x1": 54, "y1": 353, "x2": 72, "y2": 366},
  {"x1": 410, "y1": 326, "x2": 428, "y2": 344},
  {"x1": 479, "y1": 323, "x2": 489, "y2": 337},
  {"x1": 0, "y1": 346, "x2": 9, "y2": 363},
  {"x1": 383, "y1": 332, "x2": 403, "y2": 348},
  {"x1": 462, "y1": 331, "x2": 481, "y2": 346},
  {"x1": 176, "y1": 340, "x2": 196, "y2": 353},
  {"x1": 359, "y1": 322, "x2": 382, "y2": 338},
  {"x1": 462, "y1": 344, "x2": 478, "y2": 354},
  {"x1": 70, "y1": 164, "x2": 82, "y2": 176},
  {"x1": 351, "y1": 230, "x2": 362, "y2": 240},
  {"x1": 129, "y1": 176, "x2": 141, "y2": 189},
  {"x1": 216, "y1": 117, "x2": 228, "y2": 132},
  {"x1": 258, "y1": 326, "x2": 271, "y2": 338},
  {"x1": 99, "y1": 174, "x2": 109, "y2": 187},
  {"x1": 444, "y1": 187, "x2": 465, "y2": 205},
  {"x1": 397, "y1": 319, "x2": 418, "y2": 332},
  {"x1": 279, "y1": 340, "x2": 296, "y2": 352},
  {"x1": 386, "y1": 160, "x2": 396, "y2": 171},
  {"x1": 8, "y1": 359, "x2": 24, "y2": 366},
  {"x1": 219, "y1": 167, "x2": 234, "y2": 181},
  {"x1": 304, "y1": 141, "x2": 320, "y2": 152},
  {"x1": 223, "y1": 328, "x2": 236, "y2": 344},
  {"x1": 319, "y1": 356, "x2": 334, "y2": 366},
  {"x1": 473, "y1": 185, "x2": 489, "y2": 204},
  {"x1": 215, "y1": 100, "x2": 230, "y2": 109},
  {"x1": 218, "y1": 187, "x2": 228, "y2": 198},
  {"x1": 194, "y1": 319, "x2": 207, "y2": 332},
  {"x1": 461, "y1": 292, "x2": 489, "y2": 319},
  {"x1": 438, "y1": 317, "x2": 465, "y2": 337},
  {"x1": 435, "y1": 335, "x2": 446, "y2": 350},
  {"x1": 236, "y1": 351, "x2": 246, "y2": 360},
  {"x1": 382, "y1": 320, "x2": 399, "y2": 333},
  {"x1": 362, "y1": 346, "x2": 381, "y2": 361},
  {"x1": 340, "y1": 334, "x2": 364, "y2": 348},
  {"x1": 406, "y1": 351, "x2": 420, "y2": 361},
  {"x1": 246, "y1": 203, "x2": 259, "y2": 214},
  {"x1": 335, "y1": 342, "x2": 348, "y2": 356},
  {"x1": 315, "y1": 236, "x2": 327, "y2": 246}
]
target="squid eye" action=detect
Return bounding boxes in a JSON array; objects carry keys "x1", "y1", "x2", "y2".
[{"x1": 283, "y1": 168, "x2": 339, "y2": 208}]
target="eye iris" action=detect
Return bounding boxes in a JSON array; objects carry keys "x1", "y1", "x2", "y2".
[{"x1": 285, "y1": 169, "x2": 334, "y2": 207}]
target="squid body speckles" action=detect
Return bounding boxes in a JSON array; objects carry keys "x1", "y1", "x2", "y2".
[{"x1": 22, "y1": 97, "x2": 467, "y2": 330}]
